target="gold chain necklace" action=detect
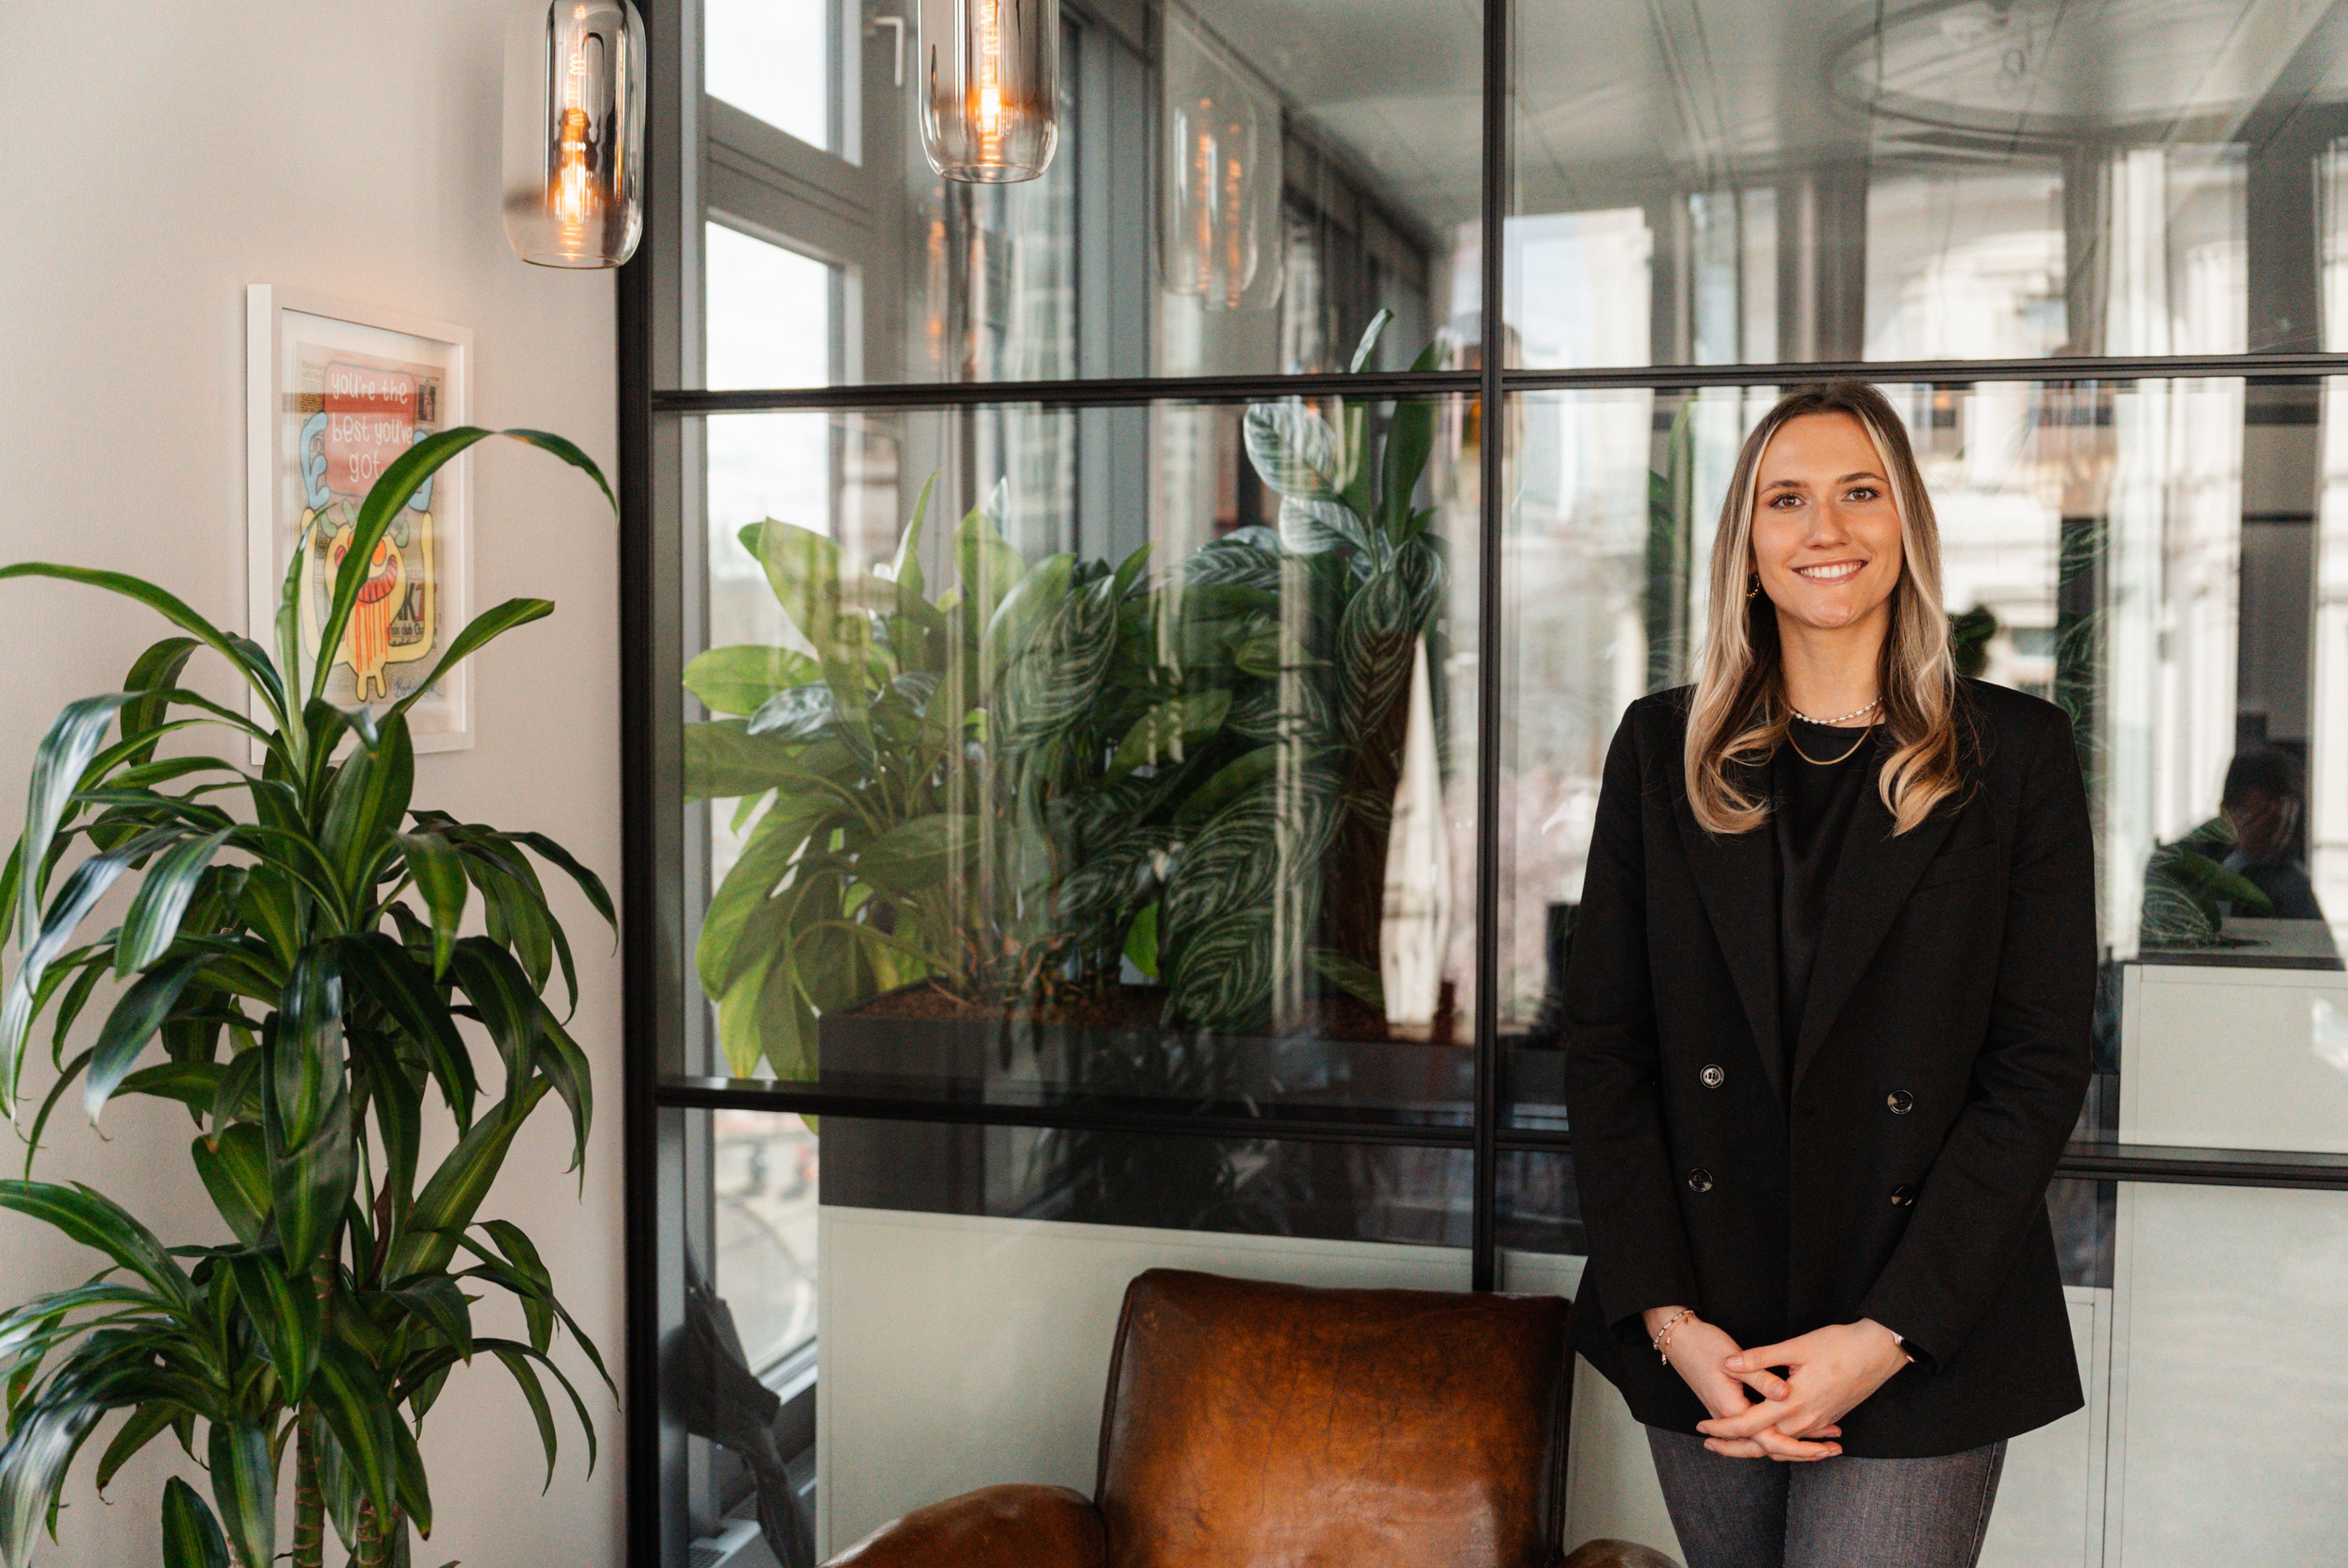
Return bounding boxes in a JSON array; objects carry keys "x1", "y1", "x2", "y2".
[{"x1": 1786, "y1": 721, "x2": 1875, "y2": 766}]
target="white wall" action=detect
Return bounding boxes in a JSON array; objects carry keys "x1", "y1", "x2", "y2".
[{"x1": 0, "y1": 6, "x2": 622, "y2": 1565}]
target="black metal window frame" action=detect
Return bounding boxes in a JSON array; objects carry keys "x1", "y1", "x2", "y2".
[{"x1": 616, "y1": 1, "x2": 2348, "y2": 1559}]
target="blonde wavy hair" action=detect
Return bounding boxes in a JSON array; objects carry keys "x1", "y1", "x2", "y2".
[{"x1": 1684, "y1": 382, "x2": 1964, "y2": 836}]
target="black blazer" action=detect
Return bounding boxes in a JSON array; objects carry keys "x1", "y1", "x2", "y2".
[{"x1": 1562, "y1": 679, "x2": 2094, "y2": 1458}]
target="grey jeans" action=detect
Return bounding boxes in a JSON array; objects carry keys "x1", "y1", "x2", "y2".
[{"x1": 1645, "y1": 1426, "x2": 2006, "y2": 1568}]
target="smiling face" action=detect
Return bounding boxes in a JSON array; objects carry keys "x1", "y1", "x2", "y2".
[{"x1": 1750, "y1": 411, "x2": 1906, "y2": 640}]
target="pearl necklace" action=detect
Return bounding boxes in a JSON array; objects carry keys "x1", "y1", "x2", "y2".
[{"x1": 1787, "y1": 697, "x2": 1881, "y2": 727}]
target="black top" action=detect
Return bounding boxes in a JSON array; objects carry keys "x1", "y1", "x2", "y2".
[
  {"x1": 1772, "y1": 720, "x2": 1883, "y2": 1088},
  {"x1": 1561, "y1": 680, "x2": 2096, "y2": 1457}
]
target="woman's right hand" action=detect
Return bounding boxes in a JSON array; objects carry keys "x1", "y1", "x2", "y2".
[{"x1": 1642, "y1": 1307, "x2": 1842, "y2": 1462}]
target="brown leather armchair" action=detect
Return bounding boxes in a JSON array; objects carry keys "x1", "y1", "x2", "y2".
[{"x1": 821, "y1": 1268, "x2": 1680, "y2": 1568}]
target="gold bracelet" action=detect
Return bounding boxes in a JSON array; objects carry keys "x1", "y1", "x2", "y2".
[{"x1": 1652, "y1": 1308, "x2": 1697, "y2": 1364}]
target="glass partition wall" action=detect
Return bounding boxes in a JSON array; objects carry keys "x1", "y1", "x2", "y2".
[{"x1": 623, "y1": 3, "x2": 2348, "y2": 1563}]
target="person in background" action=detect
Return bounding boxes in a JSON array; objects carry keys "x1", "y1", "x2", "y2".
[{"x1": 2218, "y1": 747, "x2": 2322, "y2": 922}]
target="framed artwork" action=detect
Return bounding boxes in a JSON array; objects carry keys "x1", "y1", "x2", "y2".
[{"x1": 245, "y1": 287, "x2": 475, "y2": 751}]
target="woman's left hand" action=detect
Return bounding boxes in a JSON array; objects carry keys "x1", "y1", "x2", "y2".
[{"x1": 1695, "y1": 1319, "x2": 1912, "y2": 1450}]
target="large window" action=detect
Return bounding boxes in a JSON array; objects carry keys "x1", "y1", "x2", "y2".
[{"x1": 624, "y1": 3, "x2": 2348, "y2": 1565}]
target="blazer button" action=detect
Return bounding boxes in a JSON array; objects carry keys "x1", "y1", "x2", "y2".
[
  {"x1": 1889, "y1": 1183, "x2": 1917, "y2": 1206},
  {"x1": 1700, "y1": 1064, "x2": 1725, "y2": 1088},
  {"x1": 1887, "y1": 1089, "x2": 1915, "y2": 1115},
  {"x1": 1687, "y1": 1168, "x2": 1715, "y2": 1193}
]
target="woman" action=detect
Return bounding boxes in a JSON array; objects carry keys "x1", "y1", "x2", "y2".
[{"x1": 1562, "y1": 382, "x2": 2093, "y2": 1568}]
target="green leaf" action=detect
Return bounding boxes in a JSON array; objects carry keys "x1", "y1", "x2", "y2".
[
  {"x1": 1105, "y1": 692, "x2": 1230, "y2": 783},
  {"x1": 980, "y1": 552, "x2": 1075, "y2": 691},
  {"x1": 1278, "y1": 495, "x2": 1371, "y2": 555},
  {"x1": 338, "y1": 933, "x2": 475, "y2": 1130},
  {"x1": 84, "y1": 951, "x2": 210, "y2": 1124},
  {"x1": 389, "y1": 1275, "x2": 475, "y2": 1363},
  {"x1": 97, "y1": 1402, "x2": 177, "y2": 1495},
  {"x1": 272, "y1": 954, "x2": 343, "y2": 1151},
  {"x1": 0, "y1": 1181, "x2": 193, "y2": 1311},
  {"x1": 227, "y1": 1251, "x2": 320, "y2": 1402},
  {"x1": 160, "y1": 1475, "x2": 232, "y2": 1568},
  {"x1": 447, "y1": 939, "x2": 541, "y2": 1095},
  {"x1": 740, "y1": 519, "x2": 841, "y2": 651},
  {"x1": 534, "y1": 1016, "x2": 594, "y2": 1177},
  {"x1": 1175, "y1": 746, "x2": 1278, "y2": 826},
  {"x1": 13, "y1": 692, "x2": 138, "y2": 947},
  {"x1": 265, "y1": 1076, "x2": 354, "y2": 1275},
  {"x1": 0, "y1": 567, "x2": 285, "y2": 727},
  {"x1": 311, "y1": 1339, "x2": 396, "y2": 1525},
  {"x1": 395, "y1": 832, "x2": 467, "y2": 978},
  {"x1": 694, "y1": 797, "x2": 826, "y2": 1002},
  {"x1": 1124, "y1": 900, "x2": 1160, "y2": 981},
  {"x1": 1243, "y1": 400, "x2": 1342, "y2": 500},
  {"x1": 0, "y1": 1400, "x2": 102, "y2": 1567},
  {"x1": 206, "y1": 1420, "x2": 276, "y2": 1568},
  {"x1": 482, "y1": 1338, "x2": 598, "y2": 1484},
  {"x1": 388, "y1": 1079, "x2": 549, "y2": 1279},
  {"x1": 390, "y1": 1408, "x2": 433, "y2": 1538},
  {"x1": 1349, "y1": 306, "x2": 1396, "y2": 373},
  {"x1": 683, "y1": 645, "x2": 821, "y2": 716},
  {"x1": 1168, "y1": 909, "x2": 1279, "y2": 1030},
  {"x1": 115, "y1": 1060, "x2": 224, "y2": 1119},
  {"x1": 191, "y1": 1126, "x2": 272, "y2": 1249},
  {"x1": 314, "y1": 428, "x2": 611, "y2": 707},
  {"x1": 885, "y1": 474, "x2": 936, "y2": 602},
  {"x1": 388, "y1": 598, "x2": 555, "y2": 724},
  {"x1": 112, "y1": 828, "x2": 234, "y2": 975},
  {"x1": 120, "y1": 638, "x2": 202, "y2": 765},
  {"x1": 319, "y1": 716, "x2": 415, "y2": 901},
  {"x1": 683, "y1": 720, "x2": 828, "y2": 801},
  {"x1": 1309, "y1": 948, "x2": 1386, "y2": 1009},
  {"x1": 995, "y1": 575, "x2": 1118, "y2": 746},
  {"x1": 854, "y1": 815, "x2": 976, "y2": 898},
  {"x1": 345, "y1": 1024, "x2": 421, "y2": 1222},
  {"x1": 504, "y1": 832, "x2": 616, "y2": 932},
  {"x1": 952, "y1": 497, "x2": 1028, "y2": 637}
]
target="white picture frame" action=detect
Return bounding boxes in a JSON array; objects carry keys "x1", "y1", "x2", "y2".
[{"x1": 245, "y1": 286, "x2": 475, "y2": 752}]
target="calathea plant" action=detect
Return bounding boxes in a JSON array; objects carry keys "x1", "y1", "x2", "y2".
[{"x1": 0, "y1": 429, "x2": 613, "y2": 1568}]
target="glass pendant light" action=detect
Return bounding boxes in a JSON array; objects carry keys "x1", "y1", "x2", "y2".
[
  {"x1": 503, "y1": 0, "x2": 646, "y2": 268},
  {"x1": 1159, "y1": 10, "x2": 1279, "y2": 312},
  {"x1": 916, "y1": 0, "x2": 1060, "y2": 183}
]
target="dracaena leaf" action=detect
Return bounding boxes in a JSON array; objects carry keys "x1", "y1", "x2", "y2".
[
  {"x1": 191, "y1": 1126, "x2": 272, "y2": 1250},
  {"x1": 226, "y1": 1251, "x2": 319, "y2": 1402},
  {"x1": 159, "y1": 1475, "x2": 232, "y2": 1568},
  {"x1": 310, "y1": 1339, "x2": 396, "y2": 1527},
  {"x1": 387, "y1": 598, "x2": 555, "y2": 726},
  {"x1": 112, "y1": 828, "x2": 234, "y2": 975},
  {"x1": 0, "y1": 567, "x2": 287, "y2": 727},
  {"x1": 394, "y1": 832, "x2": 467, "y2": 978},
  {"x1": 206, "y1": 1420, "x2": 275, "y2": 1568},
  {"x1": 84, "y1": 951, "x2": 210, "y2": 1125},
  {"x1": 0, "y1": 1181, "x2": 194, "y2": 1313}
]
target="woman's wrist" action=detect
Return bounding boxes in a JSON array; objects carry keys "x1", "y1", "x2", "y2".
[{"x1": 1643, "y1": 1304, "x2": 1693, "y2": 1338}]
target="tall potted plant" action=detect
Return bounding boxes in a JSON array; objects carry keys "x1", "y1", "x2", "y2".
[{"x1": 0, "y1": 429, "x2": 613, "y2": 1568}]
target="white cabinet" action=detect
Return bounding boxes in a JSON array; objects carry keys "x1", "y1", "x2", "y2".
[{"x1": 2121, "y1": 958, "x2": 2348, "y2": 1154}]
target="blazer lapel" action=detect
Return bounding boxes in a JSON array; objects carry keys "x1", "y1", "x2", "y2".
[
  {"x1": 1790, "y1": 771, "x2": 1960, "y2": 1092},
  {"x1": 1675, "y1": 769, "x2": 1786, "y2": 1109}
]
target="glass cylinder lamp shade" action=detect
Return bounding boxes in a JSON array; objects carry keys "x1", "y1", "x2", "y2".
[
  {"x1": 917, "y1": 0, "x2": 1060, "y2": 183},
  {"x1": 1159, "y1": 10, "x2": 1281, "y2": 311},
  {"x1": 502, "y1": 0, "x2": 645, "y2": 268}
]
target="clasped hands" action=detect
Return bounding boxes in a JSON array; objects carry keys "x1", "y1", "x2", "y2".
[{"x1": 1642, "y1": 1307, "x2": 1912, "y2": 1461}]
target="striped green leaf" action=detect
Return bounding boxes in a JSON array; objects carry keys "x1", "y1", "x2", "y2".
[
  {"x1": 0, "y1": 567, "x2": 285, "y2": 728},
  {"x1": 84, "y1": 951, "x2": 210, "y2": 1124},
  {"x1": 264, "y1": 1079, "x2": 353, "y2": 1275},
  {"x1": 318, "y1": 717, "x2": 414, "y2": 900},
  {"x1": 159, "y1": 1475, "x2": 230, "y2": 1568},
  {"x1": 337, "y1": 932, "x2": 473, "y2": 1129},
  {"x1": 387, "y1": 598, "x2": 555, "y2": 727},
  {"x1": 112, "y1": 828, "x2": 234, "y2": 975},
  {"x1": 226, "y1": 1251, "x2": 319, "y2": 1402},
  {"x1": 386, "y1": 1079, "x2": 549, "y2": 1279},
  {"x1": 0, "y1": 1398, "x2": 103, "y2": 1568},
  {"x1": 394, "y1": 832, "x2": 467, "y2": 978},
  {"x1": 482, "y1": 1337, "x2": 598, "y2": 1484},
  {"x1": 740, "y1": 519, "x2": 842, "y2": 651},
  {"x1": 0, "y1": 1181, "x2": 193, "y2": 1312},
  {"x1": 311, "y1": 1339, "x2": 396, "y2": 1524},
  {"x1": 205, "y1": 1420, "x2": 275, "y2": 1568},
  {"x1": 1168, "y1": 909, "x2": 1279, "y2": 1030},
  {"x1": 1243, "y1": 400, "x2": 1341, "y2": 501},
  {"x1": 191, "y1": 1126, "x2": 271, "y2": 1248},
  {"x1": 96, "y1": 1402, "x2": 177, "y2": 1495}
]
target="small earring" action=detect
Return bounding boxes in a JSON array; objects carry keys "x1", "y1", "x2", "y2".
[{"x1": 1746, "y1": 573, "x2": 1762, "y2": 599}]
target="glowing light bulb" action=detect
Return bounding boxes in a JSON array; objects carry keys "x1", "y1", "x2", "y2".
[
  {"x1": 502, "y1": 0, "x2": 643, "y2": 268},
  {"x1": 917, "y1": 0, "x2": 1058, "y2": 182}
]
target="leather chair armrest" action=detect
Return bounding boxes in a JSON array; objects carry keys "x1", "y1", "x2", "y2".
[
  {"x1": 1562, "y1": 1539, "x2": 1682, "y2": 1568},
  {"x1": 820, "y1": 1484, "x2": 1106, "y2": 1568}
]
